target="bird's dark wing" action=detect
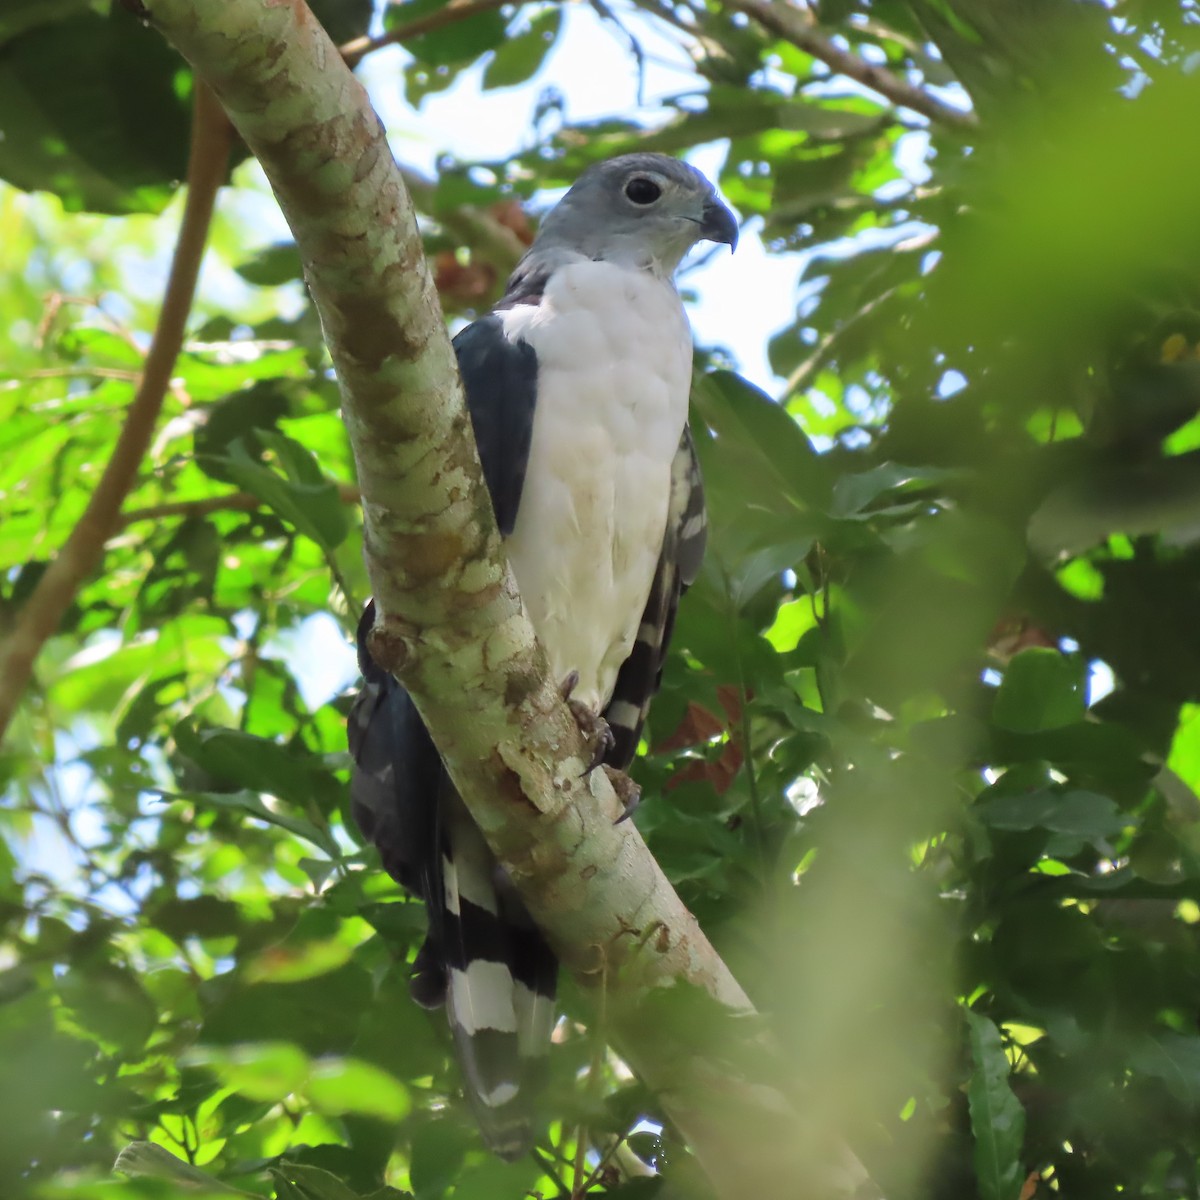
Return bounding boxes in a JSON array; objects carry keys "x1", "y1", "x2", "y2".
[
  {"x1": 604, "y1": 425, "x2": 707, "y2": 768},
  {"x1": 347, "y1": 601, "x2": 448, "y2": 1007},
  {"x1": 452, "y1": 311, "x2": 539, "y2": 536}
]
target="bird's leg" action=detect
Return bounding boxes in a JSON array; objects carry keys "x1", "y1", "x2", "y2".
[
  {"x1": 559, "y1": 670, "x2": 615, "y2": 774},
  {"x1": 602, "y1": 765, "x2": 642, "y2": 824}
]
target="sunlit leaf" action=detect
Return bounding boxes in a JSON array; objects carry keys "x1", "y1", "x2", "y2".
[{"x1": 965, "y1": 1012, "x2": 1026, "y2": 1200}]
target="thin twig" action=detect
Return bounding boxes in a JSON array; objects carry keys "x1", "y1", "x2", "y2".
[
  {"x1": 530, "y1": 1147, "x2": 571, "y2": 1196},
  {"x1": 340, "y1": 0, "x2": 517, "y2": 67},
  {"x1": 0, "y1": 82, "x2": 232, "y2": 746},
  {"x1": 1, "y1": 366, "x2": 141, "y2": 387},
  {"x1": 781, "y1": 285, "x2": 898, "y2": 398},
  {"x1": 587, "y1": 0, "x2": 649, "y2": 106},
  {"x1": 726, "y1": 0, "x2": 979, "y2": 132},
  {"x1": 117, "y1": 482, "x2": 361, "y2": 528}
]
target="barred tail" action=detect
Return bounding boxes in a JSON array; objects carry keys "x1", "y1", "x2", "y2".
[
  {"x1": 348, "y1": 603, "x2": 557, "y2": 1159},
  {"x1": 442, "y1": 794, "x2": 556, "y2": 1160}
]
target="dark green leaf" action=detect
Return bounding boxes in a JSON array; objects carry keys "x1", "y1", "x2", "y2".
[
  {"x1": 409, "y1": 1120, "x2": 472, "y2": 1200},
  {"x1": 976, "y1": 789, "x2": 1129, "y2": 840},
  {"x1": 307, "y1": 0, "x2": 373, "y2": 45},
  {"x1": 1129, "y1": 1033, "x2": 1200, "y2": 1109},
  {"x1": 482, "y1": 9, "x2": 562, "y2": 90},
  {"x1": 270, "y1": 1162, "x2": 363, "y2": 1200},
  {"x1": 992, "y1": 649, "x2": 1087, "y2": 734},
  {"x1": 0, "y1": 8, "x2": 190, "y2": 212},
  {"x1": 396, "y1": 0, "x2": 508, "y2": 66},
  {"x1": 236, "y1": 242, "x2": 304, "y2": 287},
  {"x1": 965, "y1": 1011, "x2": 1026, "y2": 1200},
  {"x1": 206, "y1": 435, "x2": 349, "y2": 550}
]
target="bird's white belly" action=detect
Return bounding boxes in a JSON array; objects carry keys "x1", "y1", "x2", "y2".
[{"x1": 499, "y1": 261, "x2": 693, "y2": 712}]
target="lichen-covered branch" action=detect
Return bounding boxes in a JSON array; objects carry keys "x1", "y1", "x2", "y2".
[{"x1": 134, "y1": 2, "x2": 879, "y2": 1195}]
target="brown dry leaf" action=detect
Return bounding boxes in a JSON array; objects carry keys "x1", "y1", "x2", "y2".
[
  {"x1": 666, "y1": 742, "x2": 744, "y2": 795},
  {"x1": 489, "y1": 197, "x2": 534, "y2": 245},
  {"x1": 433, "y1": 250, "x2": 495, "y2": 304},
  {"x1": 987, "y1": 615, "x2": 1058, "y2": 664},
  {"x1": 657, "y1": 700, "x2": 726, "y2": 753}
]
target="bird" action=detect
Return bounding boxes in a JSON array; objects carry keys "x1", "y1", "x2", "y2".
[{"x1": 347, "y1": 152, "x2": 737, "y2": 1159}]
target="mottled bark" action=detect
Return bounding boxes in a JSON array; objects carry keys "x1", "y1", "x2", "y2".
[{"x1": 135, "y1": 2, "x2": 878, "y2": 1195}]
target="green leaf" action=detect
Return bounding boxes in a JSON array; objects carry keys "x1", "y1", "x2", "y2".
[
  {"x1": 245, "y1": 935, "x2": 356, "y2": 984},
  {"x1": 175, "y1": 788, "x2": 341, "y2": 859},
  {"x1": 206, "y1": 434, "x2": 349, "y2": 550},
  {"x1": 235, "y1": 241, "x2": 304, "y2": 286},
  {"x1": 200, "y1": 966, "x2": 372, "y2": 1056},
  {"x1": 409, "y1": 1120, "x2": 472, "y2": 1200},
  {"x1": 829, "y1": 462, "x2": 951, "y2": 518},
  {"x1": 483, "y1": 9, "x2": 562, "y2": 89},
  {"x1": 725, "y1": 536, "x2": 815, "y2": 610},
  {"x1": 173, "y1": 721, "x2": 342, "y2": 819},
  {"x1": 115, "y1": 1142, "x2": 258, "y2": 1196},
  {"x1": 693, "y1": 370, "x2": 827, "y2": 510},
  {"x1": 992, "y1": 649, "x2": 1086, "y2": 734},
  {"x1": 965, "y1": 1012, "x2": 1026, "y2": 1200},
  {"x1": 306, "y1": 1058, "x2": 411, "y2": 1121},
  {"x1": 307, "y1": 0, "x2": 373, "y2": 45},
  {"x1": 0, "y1": 0, "x2": 89, "y2": 42},
  {"x1": 0, "y1": 7, "x2": 190, "y2": 212},
  {"x1": 452, "y1": 1159, "x2": 539, "y2": 1200},
  {"x1": 58, "y1": 963, "x2": 157, "y2": 1052},
  {"x1": 1129, "y1": 1033, "x2": 1200, "y2": 1109},
  {"x1": 184, "y1": 1041, "x2": 311, "y2": 1103},
  {"x1": 270, "y1": 1162, "x2": 365, "y2": 1200},
  {"x1": 976, "y1": 790, "x2": 1129, "y2": 840},
  {"x1": 397, "y1": 0, "x2": 508, "y2": 65}
]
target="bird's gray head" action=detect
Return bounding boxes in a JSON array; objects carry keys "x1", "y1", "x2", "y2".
[{"x1": 519, "y1": 153, "x2": 738, "y2": 280}]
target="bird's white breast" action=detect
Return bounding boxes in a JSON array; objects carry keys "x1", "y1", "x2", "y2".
[{"x1": 498, "y1": 260, "x2": 693, "y2": 713}]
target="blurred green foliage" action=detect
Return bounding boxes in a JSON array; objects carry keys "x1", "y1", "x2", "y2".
[{"x1": 4, "y1": 0, "x2": 1200, "y2": 1198}]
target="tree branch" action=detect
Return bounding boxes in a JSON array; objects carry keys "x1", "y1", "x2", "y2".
[
  {"x1": 0, "y1": 81, "x2": 232, "y2": 746},
  {"x1": 134, "y1": 2, "x2": 881, "y2": 1195},
  {"x1": 726, "y1": 0, "x2": 979, "y2": 132}
]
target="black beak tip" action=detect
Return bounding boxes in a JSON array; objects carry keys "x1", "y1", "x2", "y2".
[{"x1": 701, "y1": 198, "x2": 739, "y2": 253}]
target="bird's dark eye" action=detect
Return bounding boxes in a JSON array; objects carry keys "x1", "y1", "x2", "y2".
[{"x1": 624, "y1": 177, "x2": 662, "y2": 205}]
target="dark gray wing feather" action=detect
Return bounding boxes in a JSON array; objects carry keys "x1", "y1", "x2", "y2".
[
  {"x1": 452, "y1": 315, "x2": 538, "y2": 536},
  {"x1": 604, "y1": 425, "x2": 707, "y2": 768}
]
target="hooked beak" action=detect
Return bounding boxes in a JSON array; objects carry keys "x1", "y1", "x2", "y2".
[{"x1": 699, "y1": 196, "x2": 738, "y2": 252}]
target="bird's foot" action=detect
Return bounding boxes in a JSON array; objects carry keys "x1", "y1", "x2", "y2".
[
  {"x1": 602, "y1": 765, "x2": 642, "y2": 824},
  {"x1": 560, "y1": 670, "x2": 615, "y2": 774}
]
